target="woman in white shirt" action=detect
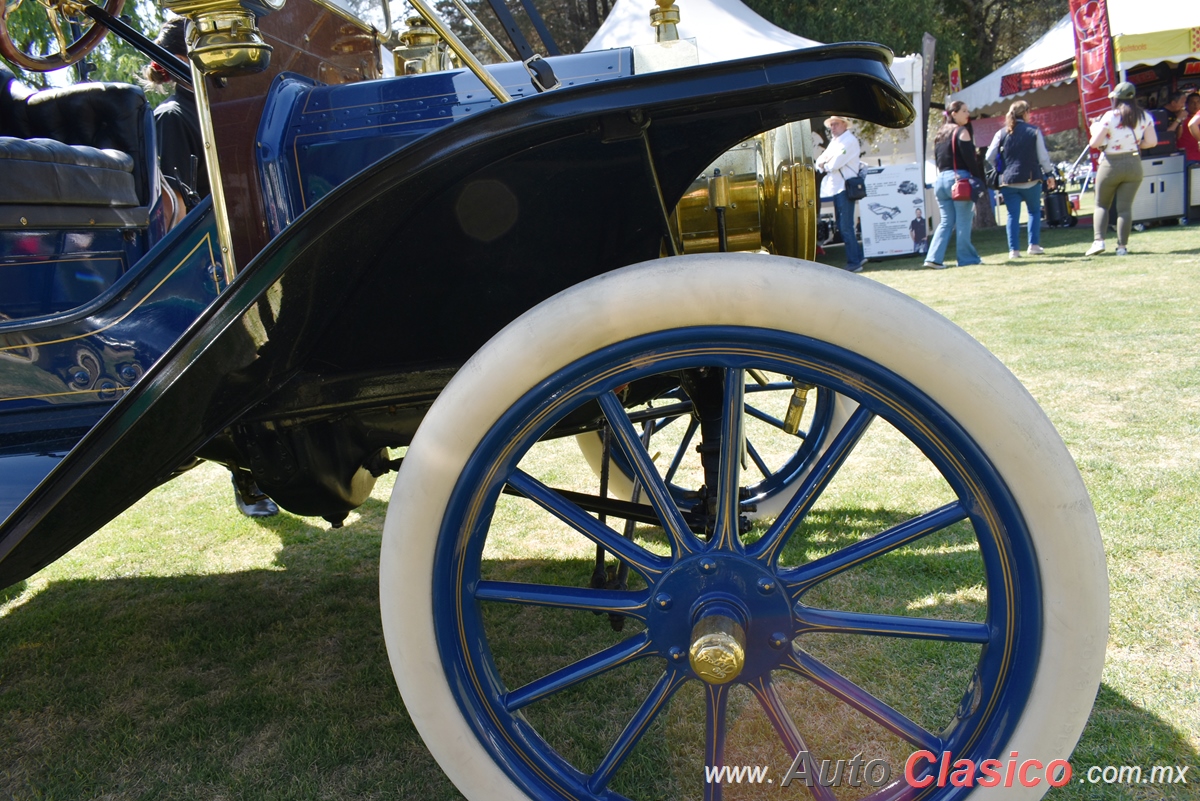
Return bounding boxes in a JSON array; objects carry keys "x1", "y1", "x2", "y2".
[{"x1": 1085, "y1": 82, "x2": 1157, "y2": 256}]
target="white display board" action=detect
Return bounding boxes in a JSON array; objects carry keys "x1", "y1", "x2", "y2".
[{"x1": 860, "y1": 163, "x2": 928, "y2": 258}]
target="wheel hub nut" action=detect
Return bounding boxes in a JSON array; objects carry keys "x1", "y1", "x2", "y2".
[{"x1": 688, "y1": 614, "x2": 746, "y2": 684}]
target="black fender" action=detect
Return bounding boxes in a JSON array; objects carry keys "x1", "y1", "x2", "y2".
[{"x1": 0, "y1": 43, "x2": 914, "y2": 587}]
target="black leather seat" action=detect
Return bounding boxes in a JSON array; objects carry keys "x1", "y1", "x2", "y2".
[{"x1": 0, "y1": 66, "x2": 155, "y2": 227}]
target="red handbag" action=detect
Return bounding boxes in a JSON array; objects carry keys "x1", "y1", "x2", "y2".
[{"x1": 950, "y1": 127, "x2": 973, "y2": 200}]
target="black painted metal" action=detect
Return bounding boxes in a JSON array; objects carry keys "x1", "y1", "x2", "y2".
[
  {"x1": 516, "y1": 0, "x2": 561, "y2": 56},
  {"x1": 484, "y1": 0, "x2": 536, "y2": 60}
]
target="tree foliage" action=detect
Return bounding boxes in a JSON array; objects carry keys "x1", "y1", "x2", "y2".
[{"x1": 745, "y1": 0, "x2": 1067, "y2": 89}]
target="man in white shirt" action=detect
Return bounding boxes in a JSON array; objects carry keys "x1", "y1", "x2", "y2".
[{"x1": 814, "y1": 116, "x2": 865, "y2": 272}]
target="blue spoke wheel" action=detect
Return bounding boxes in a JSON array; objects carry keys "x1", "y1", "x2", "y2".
[{"x1": 382, "y1": 255, "x2": 1107, "y2": 801}]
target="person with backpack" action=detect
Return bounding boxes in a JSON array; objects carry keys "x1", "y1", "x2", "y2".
[{"x1": 985, "y1": 101, "x2": 1056, "y2": 260}]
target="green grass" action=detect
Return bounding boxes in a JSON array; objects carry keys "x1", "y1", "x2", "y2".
[{"x1": 3, "y1": 219, "x2": 1199, "y2": 800}]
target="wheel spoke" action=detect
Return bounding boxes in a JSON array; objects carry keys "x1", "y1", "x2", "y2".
[
  {"x1": 794, "y1": 607, "x2": 990, "y2": 643},
  {"x1": 474, "y1": 580, "x2": 648, "y2": 621},
  {"x1": 703, "y1": 683, "x2": 730, "y2": 801},
  {"x1": 744, "y1": 402, "x2": 788, "y2": 432},
  {"x1": 750, "y1": 405, "x2": 876, "y2": 566},
  {"x1": 782, "y1": 502, "x2": 969, "y2": 597},
  {"x1": 746, "y1": 380, "x2": 794, "y2": 393},
  {"x1": 504, "y1": 632, "x2": 653, "y2": 712},
  {"x1": 745, "y1": 438, "x2": 772, "y2": 481},
  {"x1": 587, "y1": 669, "x2": 687, "y2": 793},
  {"x1": 711, "y1": 368, "x2": 745, "y2": 552},
  {"x1": 745, "y1": 676, "x2": 835, "y2": 801},
  {"x1": 784, "y1": 649, "x2": 943, "y2": 752},
  {"x1": 506, "y1": 469, "x2": 670, "y2": 580},
  {"x1": 664, "y1": 415, "x2": 699, "y2": 485},
  {"x1": 598, "y1": 391, "x2": 701, "y2": 557},
  {"x1": 626, "y1": 400, "x2": 691, "y2": 426},
  {"x1": 43, "y1": 5, "x2": 70, "y2": 54}
]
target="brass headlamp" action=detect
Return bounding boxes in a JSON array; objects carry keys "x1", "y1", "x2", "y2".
[
  {"x1": 671, "y1": 122, "x2": 819, "y2": 260},
  {"x1": 164, "y1": 0, "x2": 280, "y2": 77}
]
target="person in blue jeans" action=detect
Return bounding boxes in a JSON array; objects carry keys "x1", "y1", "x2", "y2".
[
  {"x1": 985, "y1": 100, "x2": 1056, "y2": 259},
  {"x1": 925, "y1": 101, "x2": 981, "y2": 268}
]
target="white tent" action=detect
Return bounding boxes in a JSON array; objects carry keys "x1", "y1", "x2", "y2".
[
  {"x1": 951, "y1": 15, "x2": 1077, "y2": 118},
  {"x1": 585, "y1": 0, "x2": 820, "y2": 63},
  {"x1": 952, "y1": 0, "x2": 1200, "y2": 118}
]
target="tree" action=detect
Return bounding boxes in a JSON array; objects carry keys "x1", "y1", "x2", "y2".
[{"x1": 745, "y1": 0, "x2": 1067, "y2": 88}]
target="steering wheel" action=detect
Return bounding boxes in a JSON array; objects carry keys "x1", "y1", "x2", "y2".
[{"x1": 0, "y1": 0, "x2": 125, "y2": 72}]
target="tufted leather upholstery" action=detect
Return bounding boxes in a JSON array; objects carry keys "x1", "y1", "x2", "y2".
[
  {"x1": 0, "y1": 66, "x2": 154, "y2": 210},
  {"x1": 0, "y1": 137, "x2": 138, "y2": 205}
]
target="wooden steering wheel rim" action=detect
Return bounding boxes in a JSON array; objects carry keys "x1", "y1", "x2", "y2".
[{"x1": 0, "y1": 0, "x2": 125, "y2": 71}]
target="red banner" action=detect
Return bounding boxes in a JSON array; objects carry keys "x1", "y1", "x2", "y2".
[
  {"x1": 1069, "y1": 0, "x2": 1117, "y2": 124},
  {"x1": 973, "y1": 102, "x2": 1081, "y2": 145},
  {"x1": 1030, "y1": 102, "x2": 1084, "y2": 135},
  {"x1": 1000, "y1": 58, "x2": 1076, "y2": 97}
]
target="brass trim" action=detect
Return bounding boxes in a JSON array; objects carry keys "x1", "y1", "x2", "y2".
[
  {"x1": 405, "y1": 0, "x2": 512, "y2": 103},
  {"x1": 190, "y1": 64, "x2": 237, "y2": 283},
  {"x1": 650, "y1": 0, "x2": 680, "y2": 42},
  {"x1": 3, "y1": 386, "x2": 132, "y2": 403}
]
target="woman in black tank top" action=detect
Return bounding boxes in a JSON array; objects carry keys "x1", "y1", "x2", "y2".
[{"x1": 924, "y1": 102, "x2": 981, "y2": 268}]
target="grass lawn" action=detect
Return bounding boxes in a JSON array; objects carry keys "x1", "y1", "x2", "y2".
[{"x1": 3, "y1": 218, "x2": 1199, "y2": 800}]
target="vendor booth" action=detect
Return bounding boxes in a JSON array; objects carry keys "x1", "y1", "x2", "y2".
[
  {"x1": 951, "y1": 0, "x2": 1200, "y2": 221},
  {"x1": 587, "y1": 0, "x2": 929, "y2": 260}
]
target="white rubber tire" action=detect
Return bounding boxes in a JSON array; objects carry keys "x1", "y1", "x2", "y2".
[{"x1": 380, "y1": 253, "x2": 1107, "y2": 801}]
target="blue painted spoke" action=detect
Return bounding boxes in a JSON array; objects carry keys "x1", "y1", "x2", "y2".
[
  {"x1": 703, "y1": 683, "x2": 730, "y2": 801},
  {"x1": 475, "y1": 580, "x2": 648, "y2": 621},
  {"x1": 747, "y1": 381, "x2": 793, "y2": 393},
  {"x1": 504, "y1": 632, "x2": 652, "y2": 712},
  {"x1": 711, "y1": 369, "x2": 745, "y2": 552},
  {"x1": 664, "y1": 416, "x2": 699, "y2": 485},
  {"x1": 627, "y1": 400, "x2": 691, "y2": 426},
  {"x1": 784, "y1": 649, "x2": 943, "y2": 752},
  {"x1": 782, "y1": 502, "x2": 969, "y2": 597},
  {"x1": 745, "y1": 676, "x2": 835, "y2": 801},
  {"x1": 794, "y1": 606, "x2": 990, "y2": 643},
  {"x1": 587, "y1": 669, "x2": 687, "y2": 793},
  {"x1": 745, "y1": 438, "x2": 772, "y2": 481},
  {"x1": 507, "y1": 469, "x2": 670, "y2": 580},
  {"x1": 750, "y1": 404, "x2": 875, "y2": 566},
  {"x1": 599, "y1": 391, "x2": 700, "y2": 557},
  {"x1": 745, "y1": 402, "x2": 788, "y2": 432}
]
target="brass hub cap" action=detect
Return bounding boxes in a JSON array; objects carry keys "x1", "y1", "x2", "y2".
[{"x1": 688, "y1": 614, "x2": 746, "y2": 684}]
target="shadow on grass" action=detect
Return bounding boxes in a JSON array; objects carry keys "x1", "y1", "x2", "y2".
[
  {"x1": 0, "y1": 578, "x2": 25, "y2": 604},
  {"x1": 1, "y1": 500, "x2": 1196, "y2": 801}
]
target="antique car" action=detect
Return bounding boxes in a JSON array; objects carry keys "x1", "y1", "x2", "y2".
[{"x1": 0, "y1": 0, "x2": 1107, "y2": 797}]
